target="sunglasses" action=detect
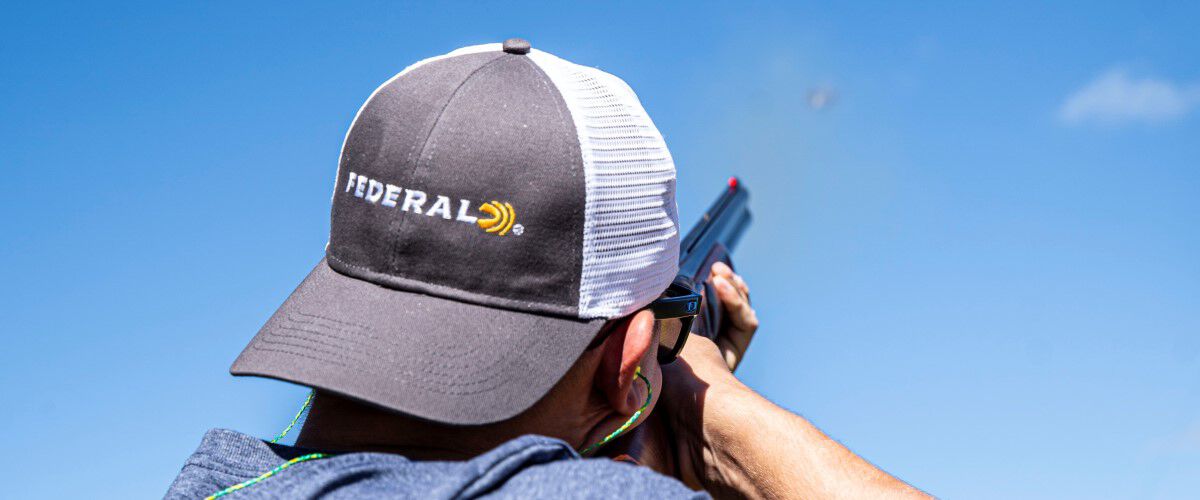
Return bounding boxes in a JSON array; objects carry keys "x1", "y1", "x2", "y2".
[
  {"x1": 587, "y1": 277, "x2": 703, "y2": 365},
  {"x1": 648, "y1": 277, "x2": 703, "y2": 364}
]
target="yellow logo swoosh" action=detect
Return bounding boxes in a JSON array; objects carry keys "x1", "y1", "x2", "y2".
[{"x1": 477, "y1": 201, "x2": 517, "y2": 236}]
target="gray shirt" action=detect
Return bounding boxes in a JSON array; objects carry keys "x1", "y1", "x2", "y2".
[{"x1": 166, "y1": 429, "x2": 707, "y2": 499}]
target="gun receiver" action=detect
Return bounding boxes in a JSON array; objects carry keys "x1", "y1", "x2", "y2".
[{"x1": 678, "y1": 177, "x2": 752, "y2": 341}]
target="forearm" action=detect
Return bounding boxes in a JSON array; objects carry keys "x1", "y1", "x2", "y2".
[
  {"x1": 685, "y1": 377, "x2": 929, "y2": 499},
  {"x1": 664, "y1": 267, "x2": 928, "y2": 498}
]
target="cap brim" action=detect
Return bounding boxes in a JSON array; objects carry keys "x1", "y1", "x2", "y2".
[{"x1": 231, "y1": 258, "x2": 605, "y2": 425}]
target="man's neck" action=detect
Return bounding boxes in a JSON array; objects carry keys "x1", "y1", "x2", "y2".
[
  {"x1": 293, "y1": 388, "x2": 608, "y2": 460},
  {"x1": 293, "y1": 392, "x2": 511, "y2": 460},
  {"x1": 292, "y1": 353, "x2": 612, "y2": 459}
]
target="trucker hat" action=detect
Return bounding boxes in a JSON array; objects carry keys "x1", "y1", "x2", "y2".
[{"x1": 230, "y1": 39, "x2": 680, "y2": 425}]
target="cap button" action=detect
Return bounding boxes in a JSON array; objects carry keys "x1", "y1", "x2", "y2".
[{"x1": 502, "y1": 38, "x2": 531, "y2": 55}]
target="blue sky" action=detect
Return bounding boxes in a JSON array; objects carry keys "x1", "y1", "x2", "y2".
[{"x1": 2, "y1": 2, "x2": 1198, "y2": 498}]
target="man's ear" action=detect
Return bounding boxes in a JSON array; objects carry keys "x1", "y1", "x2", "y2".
[{"x1": 596, "y1": 309, "x2": 655, "y2": 415}]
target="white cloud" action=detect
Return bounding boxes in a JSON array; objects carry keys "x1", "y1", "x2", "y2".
[{"x1": 1058, "y1": 69, "x2": 1200, "y2": 126}]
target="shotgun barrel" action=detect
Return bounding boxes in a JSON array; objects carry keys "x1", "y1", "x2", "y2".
[{"x1": 678, "y1": 177, "x2": 752, "y2": 341}]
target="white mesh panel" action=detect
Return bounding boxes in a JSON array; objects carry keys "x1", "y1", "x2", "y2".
[{"x1": 528, "y1": 50, "x2": 680, "y2": 319}]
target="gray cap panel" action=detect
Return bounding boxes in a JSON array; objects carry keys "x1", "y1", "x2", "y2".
[{"x1": 329, "y1": 52, "x2": 586, "y2": 316}]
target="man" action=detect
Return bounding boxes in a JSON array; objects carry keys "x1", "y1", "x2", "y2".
[{"x1": 167, "y1": 39, "x2": 928, "y2": 499}]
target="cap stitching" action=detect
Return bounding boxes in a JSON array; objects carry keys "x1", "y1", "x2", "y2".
[
  {"x1": 288, "y1": 311, "x2": 473, "y2": 353},
  {"x1": 518, "y1": 54, "x2": 584, "y2": 313},
  {"x1": 385, "y1": 52, "x2": 507, "y2": 272},
  {"x1": 259, "y1": 332, "x2": 492, "y2": 373},
  {"x1": 246, "y1": 345, "x2": 348, "y2": 368},
  {"x1": 249, "y1": 341, "x2": 514, "y2": 396},
  {"x1": 253, "y1": 336, "x2": 501, "y2": 386},
  {"x1": 389, "y1": 54, "x2": 508, "y2": 243},
  {"x1": 277, "y1": 317, "x2": 481, "y2": 360}
]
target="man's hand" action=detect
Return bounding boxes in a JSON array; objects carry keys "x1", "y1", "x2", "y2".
[{"x1": 708, "y1": 262, "x2": 757, "y2": 371}]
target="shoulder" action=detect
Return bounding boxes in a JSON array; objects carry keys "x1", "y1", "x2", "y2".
[
  {"x1": 472, "y1": 434, "x2": 706, "y2": 499},
  {"x1": 164, "y1": 430, "x2": 708, "y2": 499},
  {"x1": 164, "y1": 428, "x2": 295, "y2": 500},
  {"x1": 496, "y1": 456, "x2": 708, "y2": 499}
]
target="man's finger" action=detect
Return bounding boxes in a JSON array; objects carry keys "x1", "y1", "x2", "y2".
[
  {"x1": 713, "y1": 275, "x2": 758, "y2": 332},
  {"x1": 710, "y1": 261, "x2": 735, "y2": 281},
  {"x1": 710, "y1": 262, "x2": 750, "y2": 301},
  {"x1": 732, "y1": 273, "x2": 750, "y2": 297}
]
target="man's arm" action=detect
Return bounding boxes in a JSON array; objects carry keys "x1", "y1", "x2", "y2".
[{"x1": 660, "y1": 263, "x2": 931, "y2": 499}]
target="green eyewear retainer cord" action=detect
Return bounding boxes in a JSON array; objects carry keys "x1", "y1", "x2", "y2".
[
  {"x1": 271, "y1": 390, "x2": 315, "y2": 444},
  {"x1": 205, "y1": 390, "x2": 323, "y2": 500},
  {"x1": 578, "y1": 366, "x2": 652, "y2": 456},
  {"x1": 206, "y1": 368, "x2": 651, "y2": 498}
]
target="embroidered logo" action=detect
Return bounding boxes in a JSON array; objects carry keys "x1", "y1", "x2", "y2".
[
  {"x1": 477, "y1": 201, "x2": 519, "y2": 236},
  {"x1": 343, "y1": 171, "x2": 524, "y2": 236}
]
